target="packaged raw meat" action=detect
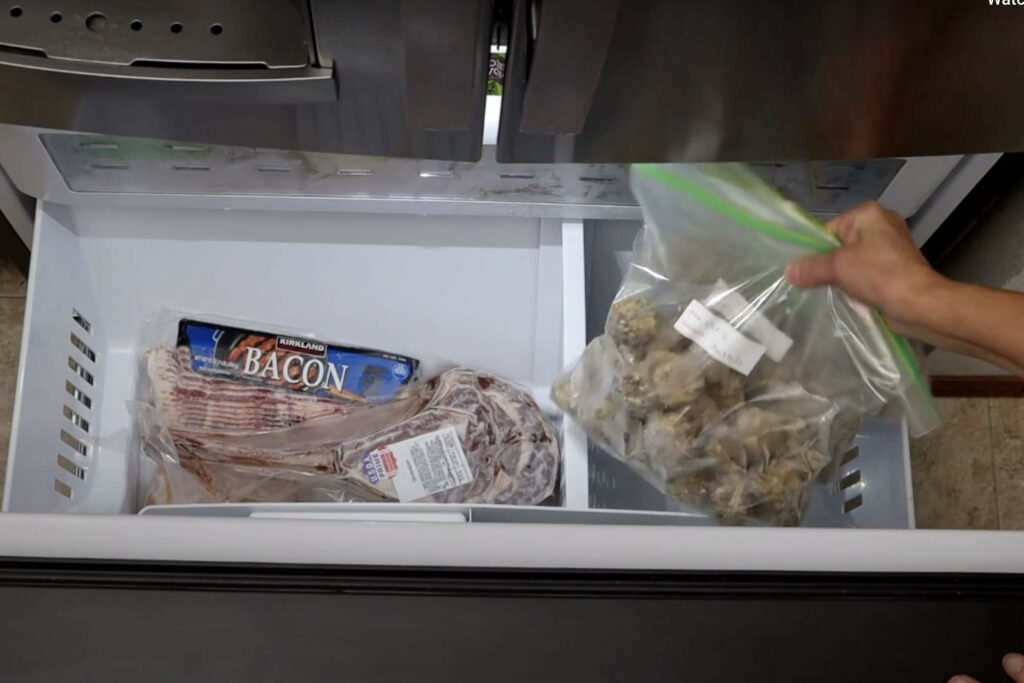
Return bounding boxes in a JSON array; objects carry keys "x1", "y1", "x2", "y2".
[
  {"x1": 148, "y1": 345, "x2": 422, "y2": 438},
  {"x1": 552, "y1": 164, "x2": 940, "y2": 526},
  {"x1": 136, "y1": 315, "x2": 560, "y2": 508},
  {"x1": 152, "y1": 318, "x2": 421, "y2": 432}
]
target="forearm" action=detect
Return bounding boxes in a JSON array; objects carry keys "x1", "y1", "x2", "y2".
[{"x1": 906, "y1": 277, "x2": 1024, "y2": 376}]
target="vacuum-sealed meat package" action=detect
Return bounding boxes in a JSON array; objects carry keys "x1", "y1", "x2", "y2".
[
  {"x1": 136, "y1": 314, "x2": 560, "y2": 508},
  {"x1": 552, "y1": 164, "x2": 940, "y2": 526}
]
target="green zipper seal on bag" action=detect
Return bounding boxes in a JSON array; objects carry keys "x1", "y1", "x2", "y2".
[
  {"x1": 635, "y1": 164, "x2": 837, "y2": 253},
  {"x1": 634, "y1": 163, "x2": 940, "y2": 419}
]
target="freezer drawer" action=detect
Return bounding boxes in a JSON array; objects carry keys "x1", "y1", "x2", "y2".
[
  {"x1": 3, "y1": 202, "x2": 588, "y2": 513},
  {"x1": 1, "y1": 197, "x2": 1020, "y2": 683},
  {"x1": 0, "y1": 130, "x2": 1020, "y2": 581},
  {"x1": 3, "y1": 197, "x2": 909, "y2": 529}
]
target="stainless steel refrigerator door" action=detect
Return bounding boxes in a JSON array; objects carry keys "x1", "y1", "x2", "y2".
[
  {"x1": 498, "y1": 0, "x2": 1024, "y2": 163},
  {"x1": 0, "y1": 0, "x2": 492, "y2": 161}
]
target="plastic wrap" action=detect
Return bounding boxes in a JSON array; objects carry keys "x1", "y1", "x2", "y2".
[
  {"x1": 136, "y1": 314, "x2": 560, "y2": 508},
  {"x1": 552, "y1": 164, "x2": 940, "y2": 526}
]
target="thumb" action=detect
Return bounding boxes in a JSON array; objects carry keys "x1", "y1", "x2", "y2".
[
  {"x1": 1005, "y1": 653, "x2": 1024, "y2": 682},
  {"x1": 785, "y1": 252, "x2": 838, "y2": 288}
]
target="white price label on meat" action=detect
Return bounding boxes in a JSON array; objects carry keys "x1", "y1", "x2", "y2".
[
  {"x1": 674, "y1": 300, "x2": 767, "y2": 375},
  {"x1": 708, "y1": 280, "x2": 793, "y2": 362},
  {"x1": 363, "y1": 426, "x2": 474, "y2": 502}
]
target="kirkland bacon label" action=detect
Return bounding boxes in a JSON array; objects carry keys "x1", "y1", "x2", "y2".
[{"x1": 176, "y1": 319, "x2": 419, "y2": 402}]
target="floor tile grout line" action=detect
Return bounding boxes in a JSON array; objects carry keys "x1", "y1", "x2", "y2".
[
  {"x1": 0, "y1": 294, "x2": 26, "y2": 299},
  {"x1": 987, "y1": 398, "x2": 1003, "y2": 530}
]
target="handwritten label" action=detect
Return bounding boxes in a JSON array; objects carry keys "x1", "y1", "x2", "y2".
[
  {"x1": 674, "y1": 300, "x2": 766, "y2": 376},
  {"x1": 707, "y1": 280, "x2": 793, "y2": 362}
]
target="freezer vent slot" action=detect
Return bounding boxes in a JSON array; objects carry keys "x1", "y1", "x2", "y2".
[
  {"x1": 843, "y1": 494, "x2": 864, "y2": 513},
  {"x1": 59, "y1": 429, "x2": 88, "y2": 456},
  {"x1": 836, "y1": 444, "x2": 864, "y2": 516},
  {"x1": 57, "y1": 454, "x2": 85, "y2": 480},
  {"x1": 72, "y1": 309, "x2": 91, "y2": 333},
  {"x1": 53, "y1": 479, "x2": 72, "y2": 499},
  {"x1": 70, "y1": 332, "x2": 96, "y2": 362},
  {"x1": 67, "y1": 357, "x2": 94, "y2": 385},
  {"x1": 58, "y1": 307, "x2": 99, "y2": 500},
  {"x1": 65, "y1": 380, "x2": 92, "y2": 409},
  {"x1": 79, "y1": 142, "x2": 118, "y2": 151},
  {"x1": 838, "y1": 470, "x2": 861, "y2": 491},
  {"x1": 63, "y1": 404, "x2": 90, "y2": 433}
]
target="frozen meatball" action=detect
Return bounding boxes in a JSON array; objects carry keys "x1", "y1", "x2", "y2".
[
  {"x1": 704, "y1": 361, "x2": 745, "y2": 410},
  {"x1": 690, "y1": 394, "x2": 721, "y2": 430},
  {"x1": 703, "y1": 426, "x2": 745, "y2": 470},
  {"x1": 551, "y1": 375, "x2": 575, "y2": 412},
  {"x1": 647, "y1": 320, "x2": 688, "y2": 353},
  {"x1": 645, "y1": 349, "x2": 705, "y2": 409},
  {"x1": 709, "y1": 472, "x2": 755, "y2": 524},
  {"x1": 607, "y1": 297, "x2": 658, "y2": 352},
  {"x1": 642, "y1": 409, "x2": 701, "y2": 476},
  {"x1": 732, "y1": 406, "x2": 812, "y2": 458},
  {"x1": 668, "y1": 471, "x2": 714, "y2": 507},
  {"x1": 621, "y1": 371, "x2": 656, "y2": 416},
  {"x1": 751, "y1": 456, "x2": 821, "y2": 526}
]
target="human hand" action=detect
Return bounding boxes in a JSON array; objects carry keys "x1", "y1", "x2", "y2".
[
  {"x1": 784, "y1": 201, "x2": 945, "y2": 334},
  {"x1": 948, "y1": 652, "x2": 1024, "y2": 683}
]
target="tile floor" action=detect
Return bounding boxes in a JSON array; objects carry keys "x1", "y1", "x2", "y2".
[
  {"x1": 0, "y1": 250, "x2": 1020, "y2": 528},
  {"x1": 0, "y1": 249, "x2": 25, "y2": 504}
]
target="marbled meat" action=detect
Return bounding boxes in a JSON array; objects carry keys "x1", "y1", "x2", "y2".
[{"x1": 169, "y1": 368, "x2": 561, "y2": 505}]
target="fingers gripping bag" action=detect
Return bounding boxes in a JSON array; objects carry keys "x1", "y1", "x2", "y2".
[{"x1": 552, "y1": 164, "x2": 941, "y2": 526}]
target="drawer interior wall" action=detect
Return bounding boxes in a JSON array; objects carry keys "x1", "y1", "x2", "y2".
[{"x1": 3, "y1": 204, "x2": 586, "y2": 513}]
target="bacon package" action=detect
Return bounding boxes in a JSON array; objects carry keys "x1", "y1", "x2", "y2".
[
  {"x1": 171, "y1": 319, "x2": 419, "y2": 411},
  {"x1": 135, "y1": 314, "x2": 561, "y2": 508}
]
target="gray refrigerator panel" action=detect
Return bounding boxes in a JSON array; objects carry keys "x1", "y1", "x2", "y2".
[
  {"x1": 0, "y1": 0, "x2": 492, "y2": 161},
  {"x1": 498, "y1": 0, "x2": 1024, "y2": 162}
]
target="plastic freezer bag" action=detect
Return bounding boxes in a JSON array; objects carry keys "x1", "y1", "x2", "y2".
[
  {"x1": 136, "y1": 366, "x2": 562, "y2": 508},
  {"x1": 552, "y1": 163, "x2": 940, "y2": 526}
]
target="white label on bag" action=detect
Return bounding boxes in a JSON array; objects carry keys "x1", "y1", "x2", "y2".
[
  {"x1": 362, "y1": 426, "x2": 474, "y2": 502},
  {"x1": 707, "y1": 280, "x2": 794, "y2": 362},
  {"x1": 674, "y1": 300, "x2": 767, "y2": 376}
]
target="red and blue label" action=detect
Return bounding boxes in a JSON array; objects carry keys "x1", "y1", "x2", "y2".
[
  {"x1": 362, "y1": 447, "x2": 399, "y2": 485},
  {"x1": 177, "y1": 319, "x2": 419, "y2": 402}
]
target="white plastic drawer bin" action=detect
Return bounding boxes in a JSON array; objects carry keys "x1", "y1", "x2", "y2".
[
  {"x1": 3, "y1": 203, "x2": 589, "y2": 514},
  {"x1": 3, "y1": 201, "x2": 911, "y2": 529}
]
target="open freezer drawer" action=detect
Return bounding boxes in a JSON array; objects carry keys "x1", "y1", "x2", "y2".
[
  {"x1": 3, "y1": 198, "x2": 911, "y2": 529},
  {"x1": 3, "y1": 202, "x2": 591, "y2": 515},
  {"x1": 0, "y1": 144, "x2": 1023, "y2": 683}
]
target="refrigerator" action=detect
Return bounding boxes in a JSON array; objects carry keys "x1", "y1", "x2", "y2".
[{"x1": 0, "y1": 2, "x2": 1022, "y2": 681}]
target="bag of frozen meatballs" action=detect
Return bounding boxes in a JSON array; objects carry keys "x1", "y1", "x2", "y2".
[{"x1": 553, "y1": 164, "x2": 940, "y2": 526}]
